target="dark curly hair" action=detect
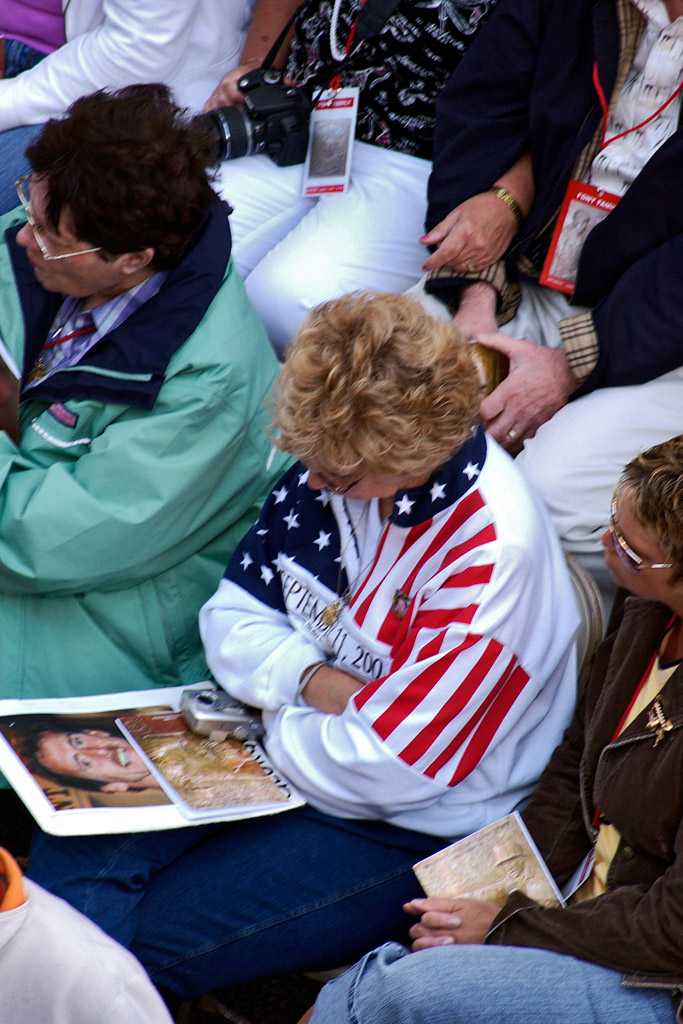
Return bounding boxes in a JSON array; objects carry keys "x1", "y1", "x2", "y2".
[{"x1": 26, "y1": 84, "x2": 220, "y2": 270}]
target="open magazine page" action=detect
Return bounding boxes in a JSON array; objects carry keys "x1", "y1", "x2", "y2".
[
  {"x1": 413, "y1": 811, "x2": 565, "y2": 909},
  {"x1": 0, "y1": 685, "x2": 304, "y2": 836},
  {"x1": 117, "y1": 710, "x2": 291, "y2": 819}
]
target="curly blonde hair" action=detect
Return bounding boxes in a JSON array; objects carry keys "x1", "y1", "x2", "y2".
[
  {"x1": 272, "y1": 291, "x2": 481, "y2": 477},
  {"x1": 617, "y1": 436, "x2": 683, "y2": 582}
]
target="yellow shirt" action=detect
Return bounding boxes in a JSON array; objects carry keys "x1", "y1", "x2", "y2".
[{"x1": 572, "y1": 644, "x2": 678, "y2": 903}]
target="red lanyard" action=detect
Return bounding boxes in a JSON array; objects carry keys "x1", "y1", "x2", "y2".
[
  {"x1": 592, "y1": 61, "x2": 683, "y2": 150},
  {"x1": 329, "y1": 0, "x2": 369, "y2": 91},
  {"x1": 42, "y1": 325, "x2": 95, "y2": 352},
  {"x1": 343, "y1": 0, "x2": 368, "y2": 54}
]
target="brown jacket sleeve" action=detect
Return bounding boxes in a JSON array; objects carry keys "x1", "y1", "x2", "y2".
[{"x1": 486, "y1": 599, "x2": 683, "y2": 983}]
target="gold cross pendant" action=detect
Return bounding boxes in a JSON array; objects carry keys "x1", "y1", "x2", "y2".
[{"x1": 645, "y1": 696, "x2": 674, "y2": 747}]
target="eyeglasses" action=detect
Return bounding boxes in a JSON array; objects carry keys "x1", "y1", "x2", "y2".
[
  {"x1": 15, "y1": 176, "x2": 103, "y2": 261},
  {"x1": 315, "y1": 470, "x2": 364, "y2": 495},
  {"x1": 609, "y1": 499, "x2": 673, "y2": 572}
]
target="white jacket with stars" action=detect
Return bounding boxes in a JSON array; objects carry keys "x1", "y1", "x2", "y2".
[{"x1": 200, "y1": 429, "x2": 579, "y2": 838}]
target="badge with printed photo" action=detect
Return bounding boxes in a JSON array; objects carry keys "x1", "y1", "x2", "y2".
[
  {"x1": 540, "y1": 180, "x2": 620, "y2": 295},
  {"x1": 302, "y1": 87, "x2": 359, "y2": 196}
]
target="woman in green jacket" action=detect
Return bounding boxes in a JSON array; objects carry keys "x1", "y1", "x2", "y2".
[{"x1": 0, "y1": 85, "x2": 286, "y2": 698}]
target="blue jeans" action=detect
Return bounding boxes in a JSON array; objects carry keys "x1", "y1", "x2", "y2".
[
  {"x1": 310, "y1": 942, "x2": 677, "y2": 1024},
  {"x1": 3, "y1": 39, "x2": 47, "y2": 78},
  {"x1": 0, "y1": 41, "x2": 47, "y2": 213},
  {"x1": 28, "y1": 806, "x2": 446, "y2": 999},
  {"x1": 0, "y1": 123, "x2": 42, "y2": 211}
]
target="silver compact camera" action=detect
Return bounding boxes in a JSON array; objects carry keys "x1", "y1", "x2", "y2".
[{"x1": 180, "y1": 688, "x2": 263, "y2": 742}]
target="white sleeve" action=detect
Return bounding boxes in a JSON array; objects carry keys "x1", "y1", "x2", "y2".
[
  {"x1": 208, "y1": 552, "x2": 566, "y2": 823},
  {"x1": 0, "y1": 0, "x2": 200, "y2": 130},
  {"x1": 98, "y1": 966, "x2": 174, "y2": 1024},
  {"x1": 261, "y1": 620, "x2": 540, "y2": 821},
  {"x1": 200, "y1": 577, "x2": 327, "y2": 710}
]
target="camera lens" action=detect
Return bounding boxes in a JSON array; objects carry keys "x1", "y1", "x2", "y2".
[
  {"x1": 206, "y1": 107, "x2": 256, "y2": 161},
  {"x1": 196, "y1": 692, "x2": 218, "y2": 707}
]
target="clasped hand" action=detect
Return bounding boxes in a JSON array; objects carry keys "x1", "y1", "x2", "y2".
[
  {"x1": 477, "y1": 333, "x2": 577, "y2": 453},
  {"x1": 421, "y1": 193, "x2": 518, "y2": 275},
  {"x1": 447, "y1": 283, "x2": 577, "y2": 451},
  {"x1": 404, "y1": 897, "x2": 500, "y2": 949}
]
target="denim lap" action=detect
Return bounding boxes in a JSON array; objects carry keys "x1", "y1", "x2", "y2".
[
  {"x1": 28, "y1": 806, "x2": 446, "y2": 998},
  {"x1": 311, "y1": 942, "x2": 677, "y2": 1024}
]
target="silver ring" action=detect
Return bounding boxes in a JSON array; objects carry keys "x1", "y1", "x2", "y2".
[
  {"x1": 465, "y1": 258, "x2": 475, "y2": 273},
  {"x1": 507, "y1": 428, "x2": 519, "y2": 442}
]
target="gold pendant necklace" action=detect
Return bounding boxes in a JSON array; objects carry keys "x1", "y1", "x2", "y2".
[
  {"x1": 26, "y1": 359, "x2": 48, "y2": 385},
  {"x1": 320, "y1": 499, "x2": 371, "y2": 628},
  {"x1": 27, "y1": 315, "x2": 96, "y2": 386},
  {"x1": 321, "y1": 599, "x2": 343, "y2": 628}
]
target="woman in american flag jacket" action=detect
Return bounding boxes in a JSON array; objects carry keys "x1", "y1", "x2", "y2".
[
  {"x1": 201, "y1": 292, "x2": 580, "y2": 840},
  {"x1": 28, "y1": 292, "x2": 579, "y2": 998}
]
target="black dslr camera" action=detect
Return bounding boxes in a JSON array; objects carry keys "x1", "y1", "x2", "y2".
[{"x1": 205, "y1": 67, "x2": 312, "y2": 166}]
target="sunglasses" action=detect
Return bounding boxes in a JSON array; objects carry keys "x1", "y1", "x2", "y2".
[{"x1": 609, "y1": 499, "x2": 673, "y2": 573}]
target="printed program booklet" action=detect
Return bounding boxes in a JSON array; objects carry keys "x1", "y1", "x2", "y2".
[
  {"x1": 0, "y1": 685, "x2": 304, "y2": 836},
  {"x1": 413, "y1": 811, "x2": 565, "y2": 909}
]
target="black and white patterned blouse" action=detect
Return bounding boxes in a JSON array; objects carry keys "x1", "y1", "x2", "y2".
[{"x1": 287, "y1": 0, "x2": 499, "y2": 159}]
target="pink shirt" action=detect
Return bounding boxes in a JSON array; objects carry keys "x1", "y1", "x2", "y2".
[{"x1": 2, "y1": 0, "x2": 66, "y2": 55}]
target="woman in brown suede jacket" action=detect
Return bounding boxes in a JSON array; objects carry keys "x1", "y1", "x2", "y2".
[{"x1": 304, "y1": 436, "x2": 683, "y2": 1024}]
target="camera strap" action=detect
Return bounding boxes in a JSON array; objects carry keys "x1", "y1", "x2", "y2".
[
  {"x1": 355, "y1": 0, "x2": 401, "y2": 41},
  {"x1": 261, "y1": 0, "x2": 403, "y2": 77}
]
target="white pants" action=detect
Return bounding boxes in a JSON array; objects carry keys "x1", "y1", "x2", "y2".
[
  {"x1": 413, "y1": 279, "x2": 683, "y2": 557},
  {"x1": 214, "y1": 141, "x2": 431, "y2": 353}
]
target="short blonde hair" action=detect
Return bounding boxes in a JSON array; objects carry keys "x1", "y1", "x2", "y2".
[
  {"x1": 617, "y1": 436, "x2": 683, "y2": 582},
  {"x1": 272, "y1": 291, "x2": 481, "y2": 476}
]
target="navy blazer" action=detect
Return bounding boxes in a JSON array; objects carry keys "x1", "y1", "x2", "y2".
[{"x1": 427, "y1": 0, "x2": 683, "y2": 394}]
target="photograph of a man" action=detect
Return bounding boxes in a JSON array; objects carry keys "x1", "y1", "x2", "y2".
[
  {"x1": 33, "y1": 726, "x2": 160, "y2": 794},
  {"x1": 0, "y1": 714, "x2": 169, "y2": 809}
]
